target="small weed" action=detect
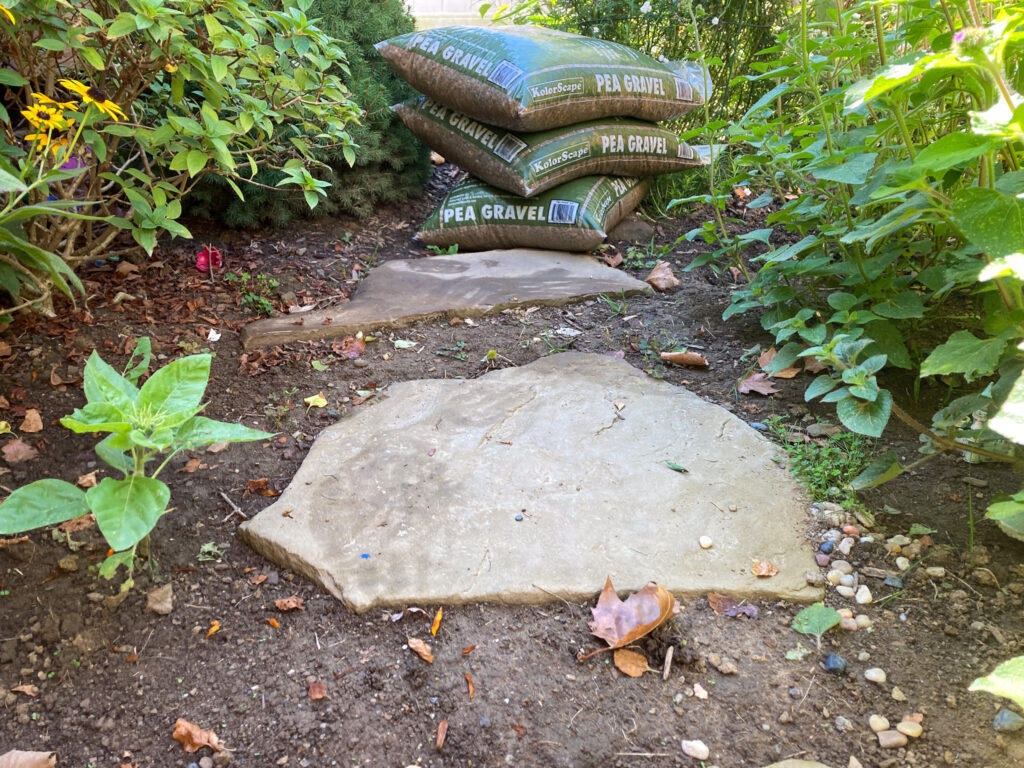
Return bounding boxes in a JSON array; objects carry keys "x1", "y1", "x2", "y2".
[
  {"x1": 766, "y1": 416, "x2": 872, "y2": 505},
  {"x1": 264, "y1": 387, "x2": 298, "y2": 430},
  {"x1": 225, "y1": 272, "x2": 279, "y2": 317},
  {"x1": 598, "y1": 293, "x2": 628, "y2": 318},
  {"x1": 436, "y1": 341, "x2": 468, "y2": 361},
  {"x1": 197, "y1": 542, "x2": 226, "y2": 562},
  {"x1": 623, "y1": 239, "x2": 670, "y2": 270},
  {"x1": 426, "y1": 244, "x2": 459, "y2": 255}
]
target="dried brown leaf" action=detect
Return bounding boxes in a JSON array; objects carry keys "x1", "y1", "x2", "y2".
[
  {"x1": 758, "y1": 346, "x2": 777, "y2": 369},
  {"x1": 275, "y1": 596, "x2": 304, "y2": 612},
  {"x1": 644, "y1": 261, "x2": 680, "y2": 292},
  {"x1": 0, "y1": 342, "x2": 11, "y2": 358},
  {"x1": 772, "y1": 367, "x2": 801, "y2": 379},
  {"x1": 461, "y1": 644, "x2": 477, "y2": 655},
  {"x1": 435, "y1": 720, "x2": 448, "y2": 752},
  {"x1": 57, "y1": 513, "x2": 94, "y2": 532},
  {"x1": 737, "y1": 373, "x2": 778, "y2": 396},
  {"x1": 465, "y1": 673, "x2": 474, "y2": 700},
  {"x1": 19, "y1": 410, "x2": 42, "y2": 433},
  {"x1": 707, "y1": 593, "x2": 759, "y2": 619},
  {"x1": 171, "y1": 717, "x2": 221, "y2": 753},
  {"x1": 660, "y1": 351, "x2": 708, "y2": 367},
  {"x1": 2, "y1": 440, "x2": 38, "y2": 464},
  {"x1": 587, "y1": 577, "x2": 681, "y2": 652},
  {"x1": 602, "y1": 252, "x2": 624, "y2": 268},
  {"x1": 267, "y1": 618, "x2": 279, "y2": 628},
  {"x1": 248, "y1": 573, "x2": 267, "y2": 586},
  {"x1": 11, "y1": 684, "x2": 39, "y2": 697},
  {"x1": 76, "y1": 471, "x2": 98, "y2": 488},
  {"x1": 306, "y1": 677, "x2": 326, "y2": 700},
  {"x1": 206, "y1": 620, "x2": 221, "y2": 638},
  {"x1": 181, "y1": 458, "x2": 202, "y2": 474},
  {"x1": 408, "y1": 637, "x2": 434, "y2": 664},
  {"x1": 0, "y1": 750, "x2": 57, "y2": 768},
  {"x1": 613, "y1": 648, "x2": 649, "y2": 677},
  {"x1": 334, "y1": 336, "x2": 365, "y2": 360},
  {"x1": 430, "y1": 607, "x2": 443, "y2": 637},
  {"x1": 752, "y1": 561, "x2": 779, "y2": 577},
  {"x1": 803, "y1": 357, "x2": 826, "y2": 374},
  {"x1": 245, "y1": 477, "x2": 279, "y2": 497}
]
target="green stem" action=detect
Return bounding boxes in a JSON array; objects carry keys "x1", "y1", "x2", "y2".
[
  {"x1": 872, "y1": 3, "x2": 887, "y2": 66},
  {"x1": 891, "y1": 104, "x2": 917, "y2": 161}
]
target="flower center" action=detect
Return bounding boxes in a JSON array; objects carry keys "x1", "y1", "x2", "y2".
[{"x1": 87, "y1": 86, "x2": 108, "y2": 102}]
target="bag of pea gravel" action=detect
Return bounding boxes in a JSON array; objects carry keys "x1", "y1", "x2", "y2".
[
  {"x1": 417, "y1": 175, "x2": 649, "y2": 252},
  {"x1": 392, "y1": 96, "x2": 702, "y2": 198},
  {"x1": 376, "y1": 25, "x2": 709, "y2": 132}
]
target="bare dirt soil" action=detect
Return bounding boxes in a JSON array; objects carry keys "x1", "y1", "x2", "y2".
[{"x1": 1, "y1": 167, "x2": 1023, "y2": 768}]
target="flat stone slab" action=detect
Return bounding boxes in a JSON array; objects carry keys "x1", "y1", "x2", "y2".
[
  {"x1": 240, "y1": 248, "x2": 651, "y2": 350},
  {"x1": 239, "y1": 353, "x2": 821, "y2": 612}
]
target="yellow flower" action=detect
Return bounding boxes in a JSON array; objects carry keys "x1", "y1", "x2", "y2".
[
  {"x1": 0, "y1": 3, "x2": 15, "y2": 24},
  {"x1": 48, "y1": 137, "x2": 70, "y2": 158},
  {"x1": 58, "y1": 78, "x2": 127, "y2": 121},
  {"x1": 24, "y1": 130, "x2": 50, "y2": 150},
  {"x1": 32, "y1": 92, "x2": 78, "y2": 111},
  {"x1": 21, "y1": 103, "x2": 73, "y2": 131}
]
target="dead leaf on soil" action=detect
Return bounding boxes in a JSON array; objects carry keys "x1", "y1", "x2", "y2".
[
  {"x1": 707, "y1": 593, "x2": 759, "y2": 619},
  {"x1": 435, "y1": 720, "x2": 448, "y2": 752},
  {"x1": 181, "y1": 458, "x2": 202, "y2": 473},
  {"x1": 752, "y1": 561, "x2": 779, "y2": 578},
  {"x1": 19, "y1": 410, "x2": 42, "y2": 433},
  {"x1": 334, "y1": 336, "x2": 365, "y2": 359},
  {"x1": 0, "y1": 342, "x2": 10, "y2": 358},
  {"x1": 737, "y1": 373, "x2": 778, "y2": 396},
  {"x1": 660, "y1": 351, "x2": 708, "y2": 367},
  {"x1": 2, "y1": 440, "x2": 38, "y2": 464},
  {"x1": 275, "y1": 596, "x2": 304, "y2": 612},
  {"x1": 248, "y1": 573, "x2": 267, "y2": 586},
  {"x1": 644, "y1": 261, "x2": 680, "y2": 292},
  {"x1": 408, "y1": 637, "x2": 434, "y2": 664},
  {"x1": 758, "y1": 346, "x2": 777, "y2": 369},
  {"x1": 803, "y1": 357, "x2": 826, "y2": 374},
  {"x1": 465, "y1": 673, "x2": 474, "y2": 700},
  {"x1": 613, "y1": 648, "x2": 649, "y2": 677},
  {"x1": 583, "y1": 577, "x2": 681, "y2": 660},
  {"x1": 0, "y1": 750, "x2": 57, "y2": 768},
  {"x1": 57, "y1": 513, "x2": 94, "y2": 532},
  {"x1": 11, "y1": 684, "x2": 39, "y2": 697},
  {"x1": 206, "y1": 441, "x2": 229, "y2": 454},
  {"x1": 430, "y1": 607, "x2": 443, "y2": 637},
  {"x1": 461, "y1": 644, "x2": 476, "y2": 655},
  {"x1": 244, "y1": 477, "x2": 279, "y2": 497},
  {"x1": 388, "y1": 607, "x2": 429, "y2": 623},
  {"x1": 206, "y1": 620, "x2": 221, "y2": 638},
  {"x1": 512, "y1": 724, "x2": 527, "y2": 739},
  {"x1": 171, "y1": 717, "x2": 221, "y2": 753},
  {"x1": 773, "y1": 366, "x2": 801, "y2": 379},
  {"x1": 306, "y1": 676, "x2": 326, "y2": 700},
  {"x1": 602, "y1": 252, "x2": 624, "y2": 268},
  {"x1": 76, "y1": 471, "x2": 98, "y2": 488}
]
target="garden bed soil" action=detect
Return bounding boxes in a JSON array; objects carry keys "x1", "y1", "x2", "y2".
[{"x1": 1, "y1": 167, "x2": 1023, "y2": 768}]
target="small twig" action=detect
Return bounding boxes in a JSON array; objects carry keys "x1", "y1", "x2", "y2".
[
  {"x1": 532, "y1": 583, "x2": 576, "y2": 613},
  {"x1": 662, "y1": 645, "x2": 674, "y2": 681},
  {"x1": 219, "y1": 491, "x2": 247, "y2": 522}
]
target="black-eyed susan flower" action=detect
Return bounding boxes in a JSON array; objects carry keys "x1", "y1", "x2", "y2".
[
  {"x1": 24, "y1": 130, "x2": 51, "y2": 151},
  {"x1": 21, "y1": 104, "x2": 74, "y2": 131},
  {"x1": 32, "y1": 92, "x2": 78, "y2": 111},
  {"x1": 0, "y1": 3, "x2": 15, "y2": 24},
  {"x1": 58, "y1": 78, "x2": 126, "y2": 121}
]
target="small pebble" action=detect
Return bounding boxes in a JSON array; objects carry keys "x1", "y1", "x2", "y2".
[
  {"x1": 352, "y1": 358, "x2": 369, "y2": 368},
  {"x1": 199, "y1": 758, "x2": 214, "y2": 768},
  {"x1": 805, "y1": 571, "x2": 825, "y2": 587},
  {"x1": 855, "y1": 614, "x2": 873, "y2": 629},
  {"x1": 750, "y1": 422, "x2": 768, "y2": 431},
  {"x1": 827, "y1": 569, "x2": 844, "y2": 585},
  {"x1": 864, "y1": 668, "x2": 887, "y2": 685},
  {"x1": 839, "y1": 574, "x2": 857, "y2": 588},
  {"x1": 837, "y1": 608, "x2": 854, "y2": 619},
  {"x1": 869, "y1": 715, "x2": 890, "y2": 732},
  {"x1": 883, "y1": 575, "x2": 904, "y2": 589},
  {"x1": 835, "y1": 716, "x2": 853, "y2": 732},
  {"x1": 993, "y1": 709, "x2": 1024, "y2": 732},
  {"x1": 855, "y1": 585, "x2": 873, "y2": 604},
  {"x1": 815, "y1": 553, "x2": 831, "y2": 567},
  {"x1": 925, "y1": 566, "x2": 947, "y2": 579},
  {"x1": 891, "y1": 686, "x2": 908, "y2": 702},
  {"x1": 840, "y1": 618, "x2": 858, "y2": 631},
  {"x1": 878, "y1": 730, "x2": 908, "y2": 749},
  {"x1": 859, "y1": 535, "x2": 874, "y2": 544},
  {"x1": 698, "y1": 536, "x2": 713, "y2": 549},
  {"x1": 836, "y1": 585, "x2": 855, "y2": 599},
  {"x1": 681, "y1": 739, "x2": 710, "y2": 760},
  {"x1": 693, "y1": 683, "x2": 708, "y2": 700},
  {"x1": 895, "y1": 556, "x2": 911, "y2": 571},
  {"x1": 820, "y1": 541, "x2": 835, "y2": 554},
  {"x1": 837, "y1": 537, "x2": 855, "y2": 555},
  {"x1": 514, "y1": 514, "x2": 523, "y2": 521},
  {"x1": 897, "y1": 721, "x2": 923, "y2": 738},
  {"x1": 824, "y1": 653, "x2": 847, "y2": 674},
  {"x1": 788, "y1": 687, "x2": 801, "y2": 698},
  {"x1": 831, "y1": 560, "x2": 854, "y2": 575},
  {"x1": 842, "y1": 524, "x2": 860, "y2": 536},
  {"x1": 857, "y1": 651, "x2": 871, "y2": 662}
]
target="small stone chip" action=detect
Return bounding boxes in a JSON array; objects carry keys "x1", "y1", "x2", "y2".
[
  {"x1": 897, "y1": 720, "x2": 923, "y2": 738},
  {"x1": 878, "y1": 729, "x2": 908, "y2": 749}
]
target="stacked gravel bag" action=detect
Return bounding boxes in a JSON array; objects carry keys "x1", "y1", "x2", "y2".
[{"x1": 376, "y1": 25, "x2": 710, "y2": 252}]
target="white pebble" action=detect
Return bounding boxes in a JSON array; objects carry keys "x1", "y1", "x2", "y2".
[
  {"x1": 855, "y1": 614, "x2": 873, "y2": 629},
  {"x1": 891, "y1": 686, "x2": 908, "y2": 702},
  {"x1": 681, "y1": 739, "x2": 710, "y2": 760},
  {"x1": 869, "y1": 714, "x2": 890, "y2": 732},
  {"x1": 895, "y1": 556, "x2": 911, "y2": 571},
  {"x1": 699, "y1": 536, "x2": 713, "y2": 549},
  {"x1": 693, "y1": 683, "x2": 708, "y2": 700},
  {"x1": 840, "y1": 617, "x2": 858, "y2": 631},
  {"x1": 827, "y1": 569, "x2": 844, "y2": 585},
  {"x1": 837, "y1": 536, "x2": 855, "y2": 555},
  {"x1": 925, "y1": 566, "x2": 946, "y2": 578},
  {"x1": 864, "y1": 667, "x2": 887, "y2": 684},
  {"x1": 857, "y1": 651, "x2": 871, "y2": 662},
  {"x1": 836, "y1": 585, "x2": 856, "y2": 599},
  {"x1": 839, "y1": 574, "x2": 857, "y2": 588},
  {"x1": 831, "y1": 559, "x2": 854, "y2": 574},
  {"x1": 855, "y1": 585, "x2": 873, "y2": 604},
  {"x1": 859, "y1": 535, "x2": 874, "y2": 544}
]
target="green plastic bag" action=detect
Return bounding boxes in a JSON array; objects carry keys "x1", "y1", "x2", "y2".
[{"x1": 376, "y1": 25, "x2": 709, "y2": 132}]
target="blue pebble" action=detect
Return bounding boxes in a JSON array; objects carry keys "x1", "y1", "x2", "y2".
[
  {"x1": 993, "y1": 708, "x2": 1024, "y2": 732},
  {"x1": 429, "y1": 697, "x2": 439, "y2": 704},
  {"x1": 750, "y1": 422, "x2": 768, "y2": 431},
  {"x1": 824, "y1": 653, "x2": 847, "y2": 674},
  {"x1": 820, "y1": 541, "x2": 835, "y2": 554},
  {"x1": 883, "y1": 575, "x2": 904, "y2": 589},
  {"x1": 360, "y1": 553, "x2": 370, "y2": 559},
  {"x1": 515, "y1": 514, "x2": 524, "y2": 521}
]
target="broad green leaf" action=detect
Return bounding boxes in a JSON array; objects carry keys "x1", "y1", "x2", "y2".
[
  {"x1": 912, "y1": 133, "x2": 997, "y2": 175},
  {"x1": 920, "y1": 330, "x2": 1012, "y2": 383},
  {"x1": 86, "y1": 476, "x2": 170, "y2": 551},
  {"x1": 970, "y1": 657, "x2": 1024, "y2": 710},
  {"x1": 849, "y1": 450, "x2": 904, "y2": 490},
  {"x1": 186, "y1": 150, "x2": 207, "y2": 178},
  {"x1": 61, "y1": 402, "x2": 131, "y2": 434},
  {"x1": 81, "y1": 46, "x2": 105, "y2": 70},
  {"x1": 123, "y1": 337, "x2": 151, "y2": 384},
  {"x1": 0, "y1": 479, "x2": 89, "y2": 534},
  {"x1": 836, "y1": 389, "x2": 892, "y2": 437},
  {"x1": 827, "y1": 292, "x2": 861, "y2": 311},
  {"x1": 138, "y1": 354, "x2": 210, "y2": 427},
  {"x1": 664, "y1": 461, "x2": 688, "y2": 473},
  {"x1": 84, "y1": 351, "x2": 140, "y2": 411},
  {"x1": 990, "y1": 367, "x2": 1024, "y2": 443},
  {"x1": 791, "y1": 602, "x2": 841, "y2": 647},
  {"x1": 0, "y1": 167, "x2": 26, "y2": 194},
  {"x1": 952, "y1": 188, "x2": 1024, "y2": 260},
  {"x1": 98, "y1": 547, "x2": 135, "y2": 580},
  {"x1": 805, "y1": 374, "x2": 839, "y2": 401},
  {"x1": 311, "y1": 360, "x2": 329, "y2": 371},
  {"x1": 864, "y1": 321, "x2": 913, "y2": 369},
  {"x1": 0, "y1": 69, "x2": 28, "y2": 87},
  {"x1": 304, "y1": 391, "x2": 327, "y2": 408},
  {"x1": 871, "y1": 292, "x2": 924, "y2": 319},
  {"x1": 96, "y1": 434, "x2": 133, "y2": 476},
  {"x1": 811, "y1": 153, "x2": 877, "y2": 185},
  {"x1": 106, "y1": 13, "x2": 138, "y2": 38},
  {"x1": 174, "y1": 416, "x2": 274, "y2": 450}
]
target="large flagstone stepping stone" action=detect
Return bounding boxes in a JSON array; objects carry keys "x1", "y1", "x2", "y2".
[
  {"x1": 239, "y1": 353, "x2": 822, "y2": 612},
  {"x1": 239, "y1": 248, "x2": 651, "y2": 350}
]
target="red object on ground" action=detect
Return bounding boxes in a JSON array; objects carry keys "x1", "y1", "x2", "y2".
[{"x1": 196, "y1": 245, "x2": 222, "y2": 272}]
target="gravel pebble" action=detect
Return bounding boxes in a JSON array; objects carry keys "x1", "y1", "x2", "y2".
[
  {"x1": 681, "y1": 739, "x2": 709, "y2": 760},
  {"x1": 897, "y1": 720, "x2": 923, "y2": 738},
  {"x1": 869, "y1": 714, "x2": 890, "y2": 732},
  {"x1": 864, "y1": 667, "x2": 887, "y2": 684},
  {"x1": 925, "y1": 566, "x2": 947, "y2": 579},
  {"x1": 895, "y1": 556, "x2": 911, "y2": 571},
  {"x1": 836, "y1": 585, "x2": 856, "y2": 599},
  {"x1": 824, "y1": 653, "x2": 847, "y2": 674},
  {"x1": 855, "y1": 585, "x2": 873, "y2": 604},
  {"x1": 837, "y1": 537, "x2": 855, "y2": 555},
  {"x1": 698, "y1": 536, "x2": 713, "y2": 549},
  {"x1": 993, "y1": 709, "x2": 1024, "y2": 732},
  {"x1": 891, "y1": 686, "x2": 908, "y2": 702},
  {"x1": 855, "y1": 614, "x2": 873, "y2": 629},
  {"x1": 831, "y1": 560, "x2": 854, "y2": 575},
  {"x1": 827, "y1": 569, "x2": 844, "y2": 585},
  {"x1": 877, "y1": 730, "x2": 908, "y2": 749}
]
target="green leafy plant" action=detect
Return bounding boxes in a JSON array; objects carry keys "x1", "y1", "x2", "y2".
[
  {"x1": 225, "y1": 272, "x2": 279, "y2": 317},
  {"x1": 426, "y1": 244, "x2": 459, "y2": 255},
  {"x1": 766, "y1": 416, "x2": 873, "y2": 504},
  {"x1": 791, "y1": 602, "x2": 842, "y2": 650},
  {"x1": 971, "y1": 657, "x2": 1024, "y2": 709},
  {"x1": 623, "y1": 240, "x2": 670, "y2": 270},
  {"x1": 0, "y1": 338, "x2": 272, "y2": 586}
]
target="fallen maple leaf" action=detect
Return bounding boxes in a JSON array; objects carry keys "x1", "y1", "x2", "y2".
[
  {"x1": 737, "y1": 373, "x2": 778, "y2": 396},
  {"x1": 172, "y1": 718, "x2": 221, "y2": 753},
  {"x1": 0, "y1": 750, "x2": 57, "y2": 768},
  {"x1": 2, "y1": 439, "x2": 38, "y2": 464},
  {"x1": 613, "y1": 648, "x2": 649, "y2": 677},
  {"x1": 707, "y1": 593, "x2": 759, "y2": 619},
  {"x1": 465, "y1": 673, "x2": 474, "y2": 700},
  {"x1": 602, "y1": 252, "x2": 624, "y2": 268},
  {"x1": 644, "y1": 261, "x2": 680, "y2": 292},
  {"x1": 58, "y1": 513, "x2": 95, "y2": 532},
  {"x1": 803, "y1": 357, "x2": 826, "y2": 373},
  {"x1": 408, "y1": 637, "x2": 434, "y2": 663},
  {"x1": 11, "y1": 684, "x2": 38, "y2": 697},
  {"x1": 76, "y1": 471, "x2": 98, "y2": 488},
  {"x1": 306, "y1": 676, "x2": 326, "y2": 700},
  {"x1": 583, "y1": 577, "x2": 681, "y2": 659},
  {"x1": 660, "y1": 350, "x2": 708, "y2": 367},
  {"x1": 18, "y1": 410, "x2": 42, "y2": 433},
  {"x1": 275, "y1": 596, "x2": 304, "y2": 612},
  {"x1": 436, "y1": 720, "x2": 448, "y2": 752},
  {"x1": 752, "y1": 561, "x2": 779, "y2": 577},
  {"x1": 206, "y1": 620, "x2": 221, "y2": 638},
  {"x1": 431, "y1": 607, "x2": 443, "y2": 637}
]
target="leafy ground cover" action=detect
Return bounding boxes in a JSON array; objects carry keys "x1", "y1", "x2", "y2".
[{"x1": 0, "y1": 170, "x2": 1022, "y2": 766}]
